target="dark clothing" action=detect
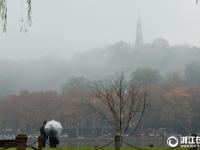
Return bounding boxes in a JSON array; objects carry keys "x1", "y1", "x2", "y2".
[
  {"x1": 48, "y1": 130, "x2": 59, "y2": 148},
  {"x1": 40, "y1": 125, "x2": 48, "y2": 147}
]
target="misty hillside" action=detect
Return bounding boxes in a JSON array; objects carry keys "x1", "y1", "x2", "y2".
[
  {"x1": 0, "y1": 39, "x2": 200, "y2": 96},
  {"x1": 73, "y1": 40, "x2": 200, "y2": 76}
]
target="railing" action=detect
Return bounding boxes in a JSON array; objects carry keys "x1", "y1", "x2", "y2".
[{"x1": 0, "y1": 134, "x2": 42, "y2": 150}]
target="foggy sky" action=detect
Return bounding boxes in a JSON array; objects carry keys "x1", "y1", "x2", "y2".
[{"x1": 0, "y1": 0, "x2": 200, "y2": 60}]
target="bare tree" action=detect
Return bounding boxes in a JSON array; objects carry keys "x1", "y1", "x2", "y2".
[{"x1": 87, "y1": 73, "x2": 148, "y2": 138}]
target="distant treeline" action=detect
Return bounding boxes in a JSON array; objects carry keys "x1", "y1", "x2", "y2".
[{"x1": 0, "y1": 73, "x2": 200, "y2": 135}]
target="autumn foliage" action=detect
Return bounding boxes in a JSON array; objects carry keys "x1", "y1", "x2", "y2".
[{"x1": 0, "y1": 79, "x2": 199, "y2": 134}]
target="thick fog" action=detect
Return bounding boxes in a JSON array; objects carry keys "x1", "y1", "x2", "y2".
[
  {"x1": 0, "y1": 0, "x2": 200, "y2": 95},
  {"x1": 1, "y1": 1, "x2": 200, "y2": 135},
  {"x1": 1, "y1": 0, "x2": 200, "y2": 59}
]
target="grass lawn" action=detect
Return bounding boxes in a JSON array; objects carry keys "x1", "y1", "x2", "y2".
[
  {"x1": 0, "y1": 147, "x2": 190, "y2": 150},
  {"x1": 44, "y1": 147, "x2": 188, "y2": 150}
]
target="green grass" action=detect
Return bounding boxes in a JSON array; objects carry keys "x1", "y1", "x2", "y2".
[
  {"x1": 44, "y1": 147, "x2": 188, "y2": 150},
  {"x1": 0, "y1": 147, "x2": 190, "y2": 150}
]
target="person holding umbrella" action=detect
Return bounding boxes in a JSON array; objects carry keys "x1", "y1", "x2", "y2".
[
  {"x1": 48, "y1": 130, "x2": 59, "y2": 147},
  {"x1": 45, "y1": 120, "x2": 63, "y2": 148},
  {"x1": 40, "y1": 121, "x2": 48, "y2": 147}
]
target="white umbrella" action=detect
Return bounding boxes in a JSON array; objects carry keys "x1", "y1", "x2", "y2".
[{"x1": 45, "y1": 120, "x2": 63, "y2": 136}]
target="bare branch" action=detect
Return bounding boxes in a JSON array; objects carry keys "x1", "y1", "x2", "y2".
[{"x1": 87, "y1": 73, "x2": 149, "y2": 137}]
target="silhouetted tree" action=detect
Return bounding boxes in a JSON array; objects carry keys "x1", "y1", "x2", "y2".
[{"x1": 87, "y1": 73, "x2": 148, "y2": 138}]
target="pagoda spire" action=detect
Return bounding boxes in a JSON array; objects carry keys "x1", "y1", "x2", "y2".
[{"x1": 135, "y1": 15, "x2": 144, "y2": 49}]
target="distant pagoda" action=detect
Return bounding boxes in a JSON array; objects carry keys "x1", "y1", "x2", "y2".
[{"x1": 135, "y1": 15, "x2": 144, "y2": 49}]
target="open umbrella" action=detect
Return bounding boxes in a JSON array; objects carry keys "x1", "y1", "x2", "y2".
[{"x1": 45, "y1": 120, "x2": 63, "y2": 136}]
